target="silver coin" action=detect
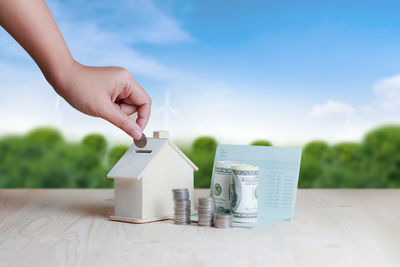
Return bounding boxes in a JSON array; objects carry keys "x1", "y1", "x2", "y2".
[
  {"x1": 197, "y1": 205, "x2": 213, "y2": 208},
  {"x1": 174, "y1": 221, "x2": 190, "y2": 225},
  {"x1": 173, "y1": 194, "x2": 189, "y2": 200},
  {"x1": 134, "y1": 133, "x2": 147, "y2": 148},
  {"x1": 175, "y1": 214, "x2": 190, "y2": 217},
  {"x1": 198, "y1": 206, "x2": 214, "y2": 210},
  {"x1": 175, "y1": 202, "x2": 190, "y2": 206},
  {"x1": 198, "y1": 197, "x2": 214, "y2": 203},
  {"x1": 198, "y1": 207, "x2": 213, "y2": 210},
  {"x1": 198, "y1": 217, "x2": 213, "y2": 221},
  {"x1": 198, "y1": 218, "x2": 213, "y2": 221},
  {"x1": 199, "y1": 201, "x2": 214, "y2": 204},
  {"x1": 198, "y1": 220, "x2": 212, "y2": 223},
  {"x1": 198, "y1": 223, "x2": 213, "y2": 226},
  {"x1": 198, "y1": 213, "x2": 213, "y2": 216},
  {"x1": 174, "y1": 217, "x2": 191, "y2": 220},
  {"x1": 214, "y1": 214, "x2": 232, "y2": 228},
  {"x1": 174, "y1": 193, "x2": 189, "y2": 197},
  {"x1": 173, "y1": 194, "x2": 188, "y2": 197},
  {"x1": 199, "y1": 220, "x2": 213, "y2": 223},
  {"x1": 173, "y1": 189, "x2": 189, "y2": 194},
  {"x1": 175, "y1": 211, "x2": 190, "y2": 214},
  {"x1": 173, "y1": 188, "x2": 189, "y2": 192},
  {"x1": 175, "y1": 208, "x2": 191, "y2": 212},
  {"x1": 175, "y1": 200, "x2": 190, "y2": 204},
  {"x1": 198, "y1": 205, "x2": 214, "y2": 208}
]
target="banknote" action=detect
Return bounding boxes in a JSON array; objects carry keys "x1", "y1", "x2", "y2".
[
  {"x1": 213, "y1": 161, "x2": 241, "y2": 214},
  {"x1": 230, "y1": 164, "x2": 259, "y2": 223}
]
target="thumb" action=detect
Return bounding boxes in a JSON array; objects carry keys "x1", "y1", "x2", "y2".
[{"x1": 103, "y1": 104, "x2": 143, "y2": 140}]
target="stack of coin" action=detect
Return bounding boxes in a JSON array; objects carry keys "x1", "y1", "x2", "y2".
[
  {"x1": 214, "y1": 214, "x2": 233, "y2": 228},
  {"x1": 172, "y1": 189, "x2": 191, "y2": 225},
  {"x1": 198, "y1": 197, "x2": 214, "y2": 226}
]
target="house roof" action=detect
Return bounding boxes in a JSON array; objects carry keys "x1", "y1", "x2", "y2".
[{"x1": 107, "y1": 138, "x2": 198, "y2": 179}]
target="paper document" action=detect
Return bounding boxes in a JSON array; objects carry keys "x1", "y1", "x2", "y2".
[{"x1": 210, "y1": 145, "x2": 302, "y2": 228}]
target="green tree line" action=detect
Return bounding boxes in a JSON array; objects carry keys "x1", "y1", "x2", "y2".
[{"x1": 0, "y1": 125, "x2": 399, "y2": 188}]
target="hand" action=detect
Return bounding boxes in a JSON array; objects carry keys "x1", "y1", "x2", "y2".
[
  {"x1": 54, "y1": 61, "x2": 151, "y2": 140},
  {"x1": 0, "y1": 0, "x2": 151, "y2": 139}
]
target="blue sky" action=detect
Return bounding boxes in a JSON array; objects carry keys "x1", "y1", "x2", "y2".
[{"x1": 1, "y1": 0, "x2": 400, "y2": 145}]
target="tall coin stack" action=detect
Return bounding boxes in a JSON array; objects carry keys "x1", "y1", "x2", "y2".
[
  {"x1": 172, "y1": 189, "x2": 191, "y2": 225},
  {"x1": 215, "y1": 214, "x2": 233, "y2": 228},
  {"x1": 198, "y1": 197, "x2": 215, "y2": 226}
]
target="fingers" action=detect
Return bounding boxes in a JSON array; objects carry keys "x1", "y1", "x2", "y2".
[
  {"x1": 108, "y1": 69, "x2": 151, "y2": 136},
  {"x1": 117, "y1": 102, "x2": 138, "y2": 115},
  {"x1": 136, "y1": 101, "x2": 151, "y2": 130},
  {"x1": 103, "y1": 104, "x2": 143, "y2": 140},
  {"x1": 126, "y1": 79, "x2": 152, "y2": 130}
]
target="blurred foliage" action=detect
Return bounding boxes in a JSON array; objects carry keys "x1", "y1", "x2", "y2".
[
  {"x1": 250, "y1": 140, "x2": 272, "y2": 146},
  {"x1": 27, "y1": 127, "x2": 64, "y2": 148},
  {"x1": 298, "y1": 125, "x2": 400, "y2": 188},
  {"x1": 360, "y1": 125, "x2": 400, "y2": 188},
  {"x1": 0, "y1": 129, "x2": 111, "y2": 188},
  {"x1": 0, "y1": 125, "x2": 399, "y2": 188},
  {"x1": 187, "y1": 136, "x2": 218, "y2": 188},
  {"x1": 298, "y1": 141, "x2": 329, "y2": 188},
  {"x1": 82, "y1": 134, "x2": 108, "y2": 156},
  {"x1": 108, "y1": 145, "x2": 129, "y2": 168}
]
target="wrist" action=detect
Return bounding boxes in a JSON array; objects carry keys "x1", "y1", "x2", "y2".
[{"x1": 46, "y1": 58, "x2": 77, "y2": 95}]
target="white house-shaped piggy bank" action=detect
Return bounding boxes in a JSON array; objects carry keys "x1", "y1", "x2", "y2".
[{"x1": 107, "y1": 131, "x2": 198, "y2": 223}]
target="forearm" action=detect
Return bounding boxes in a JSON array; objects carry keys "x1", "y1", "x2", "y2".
[
  {"x1": 0, "y1": 0, "x2": 74, "y2": 88},
  {"x1": 0, "y1": 0, "x2": 150, "y2": 138}
]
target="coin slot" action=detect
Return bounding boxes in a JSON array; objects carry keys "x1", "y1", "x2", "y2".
[{"x1": 135, "y1": 150, "x2": 152, "y2": 153}]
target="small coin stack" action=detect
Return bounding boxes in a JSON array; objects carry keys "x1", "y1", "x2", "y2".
[
  {"x1": 198, "y1": 197, "x2": 215, "y2": 226},
  {"x1": 215, "y1": 214, "x2": 233, "y2": 228},
  {"x1": 172, "y1": 189, "x2": 191, "y2": 225}
]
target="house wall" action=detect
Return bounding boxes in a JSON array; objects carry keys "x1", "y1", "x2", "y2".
[
  {"x1": 142, "y1": 145, "x2": 194, "y2": 219},
  {"x1": 114, "y1": 178, "x2": 142, "y2": 219}
]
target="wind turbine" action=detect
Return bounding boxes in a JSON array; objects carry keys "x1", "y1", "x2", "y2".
[
  {"x1": 54, "y1": 95, "x2": 62, "y2": 128},
  {"x1": 153, "y1": 89, "x2": 179, "y2": 130}
]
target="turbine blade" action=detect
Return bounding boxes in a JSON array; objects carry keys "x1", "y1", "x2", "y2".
[
  {"x1": 168, "y1": 106, "x2": 179, "y2": 115},
  {"x1": 152, "y1": 106, "x2": 167, "y2": 113},
  {"x1": 166, "y1": 89, "x2": 170, "y2": 106}
]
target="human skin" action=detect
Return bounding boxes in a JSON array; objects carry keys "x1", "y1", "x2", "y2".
[{"x1": 0, "y1": 0, "x2": 151, "y2": 140}]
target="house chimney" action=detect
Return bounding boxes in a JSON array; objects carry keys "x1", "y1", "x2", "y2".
[{"x1": 153, "y1": 130, "x2": 169, "y2": 139}]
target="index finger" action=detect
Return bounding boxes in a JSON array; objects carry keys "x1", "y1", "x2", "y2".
[
  {"x1": 128, "y1": 80, "x2": 152, "y2": 130},
  {"x1": 136, "y1": 101, "x2": 151, "y2": 130}
]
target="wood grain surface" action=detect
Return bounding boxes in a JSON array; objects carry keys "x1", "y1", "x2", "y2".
[{"x1": 0, "y1": 189, "x2": 399, "y2": 267}]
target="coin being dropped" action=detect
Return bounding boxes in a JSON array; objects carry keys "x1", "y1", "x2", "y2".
[{"x1": 134, "y1": 134, "x2": 147, "y2": 148}]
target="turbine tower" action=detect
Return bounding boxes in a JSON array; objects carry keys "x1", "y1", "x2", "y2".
[
  {"x1": 54, "y1": 95, "x2": 62, "y2": 128},
  {"x1": 153, "y1": 89, "x2": 179, "y2": 130}
]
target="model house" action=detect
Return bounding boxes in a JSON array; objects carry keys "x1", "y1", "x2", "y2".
[{"x1": 107, "y1": 131, "x2": 198, "y2": 223}]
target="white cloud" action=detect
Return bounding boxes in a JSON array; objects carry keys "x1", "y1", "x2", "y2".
[
  {"x1": 48, "y1": 0, "x2": 193, "y2": 45},
  {"x1": 59, "y1": 21, "x2": 181, "y2": 81},
  {"x1": 310, "y1": 100, "x2": 355, "y2": 118},
  {"x1": 124, "y1": 0, "x2": 193, "y2": 44},
  {"x1": 308, "y1": 100, "x2": 362, "y2": 142},
  {"x1": 306, "y1": 76, "x2": 400, "y2": 144},
  {"x1": 373, "y1": 74, "x2": 400, "y2": 110}
]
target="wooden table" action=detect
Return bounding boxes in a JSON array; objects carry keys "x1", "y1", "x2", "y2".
[{"x1": 0, "y1": 189, "x2": 399, "y2": 267}]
